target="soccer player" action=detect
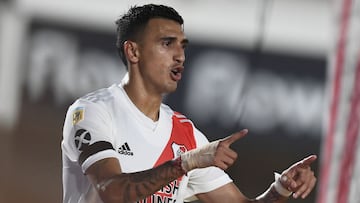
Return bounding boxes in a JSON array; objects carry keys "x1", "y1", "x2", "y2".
[{"x1": 62, "y1": 4, "x2": 317, "y2": 203}]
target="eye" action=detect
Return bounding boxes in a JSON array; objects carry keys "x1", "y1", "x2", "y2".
[
  {"x1": 163, "y1": 39, "x2": 172, "y2": 47},
  {"x1": 182, "y1": 43, "x2": 187, "y2": 50}
]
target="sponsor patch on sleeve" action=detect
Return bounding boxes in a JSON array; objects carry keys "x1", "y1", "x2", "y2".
[{"x1": 72, "y1": 107, "x2": 84, "y2": 125}]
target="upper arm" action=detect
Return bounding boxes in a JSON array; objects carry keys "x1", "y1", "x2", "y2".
[
  {"x1": 62, "y1": 100, "x2": 115, "y2": 164},
  {"x1": 85, "y1": 157, "x2": 132, "y2": 203},
  {"x1": 196, "y1": 182, "x2": 249, "y2": 203},
  {"x1": 86, "y1": 157, "x2": 122, "y2": 187},
  {"x1": 62, "y1": 100, "x2": 123, "y2": 202},
  {"x1": 86, "y1": 157, "x2": 124, "y2": 203}
]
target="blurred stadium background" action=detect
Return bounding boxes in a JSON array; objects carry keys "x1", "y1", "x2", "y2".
[{"x1": 1, "y1": 0, "x2": 359, "y2": 203}]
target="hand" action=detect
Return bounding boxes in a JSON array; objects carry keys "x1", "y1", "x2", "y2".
[
  {"x1": 278, "y1": 155, "x2": 317, "y2": 199},
  {"x1": 180, "y1": 129, "x2": 248, "y2": 172}
]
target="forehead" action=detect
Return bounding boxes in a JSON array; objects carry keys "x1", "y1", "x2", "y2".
[{"x1": 143, "y1": 18, "x2": 185, "y2": 39}]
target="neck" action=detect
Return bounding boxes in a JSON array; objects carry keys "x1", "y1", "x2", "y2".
[{"x1": 123, "y1": 82, "x2": 162, "y2": 122}]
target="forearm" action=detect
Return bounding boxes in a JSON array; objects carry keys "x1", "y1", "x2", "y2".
[
  {"x1": 196, "y1": 181, "x2": 288, "y2": 203},
  {"x1": 96, "y1": 158, "x2": 185, "y2": 203},
  {"x1": 253, "y1": 183, "x2": 289, "y2": 203}
]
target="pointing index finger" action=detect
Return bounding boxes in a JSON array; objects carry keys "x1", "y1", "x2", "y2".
[
  {"x1": 221, "y1": 129, "x2": 248, "y2": 147},
  {"x1": 291, "y1": 155, "x2": 317, "y2": 169},
  {"x1": 301, "y1": 155, "x2": 317, "y2": 166}
]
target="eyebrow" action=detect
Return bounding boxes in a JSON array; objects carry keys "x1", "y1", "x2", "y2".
[
  {"x1": 160, "y1": 36, "x2": 189, "y2": 45},
  {"x1": 182, "y1": 38, "x2": 190, "y2": 46}
]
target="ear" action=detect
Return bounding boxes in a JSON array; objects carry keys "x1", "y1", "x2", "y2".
[{"x1": 124, "y1": 41, "x2": 139, "y2": 64}]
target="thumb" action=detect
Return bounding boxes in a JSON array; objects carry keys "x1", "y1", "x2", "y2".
[{"x1": 221, "y1": 129, "x2": 248, "y2": 147}]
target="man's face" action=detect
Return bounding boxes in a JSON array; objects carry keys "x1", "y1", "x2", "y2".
[{"x1": 136, "y1": 18, "x2": 188, "y2": 95}]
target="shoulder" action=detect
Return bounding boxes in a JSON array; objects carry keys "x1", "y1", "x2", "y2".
[
  {"x1": 160, "y1": 103, "x2": 193, "y2": 123},
  {"x1": 79, "y1": 84, "x2": 118, "y2": 104},
  {"x1": 173, "y1": 112, "x2": 193, "y2": 125},
  {"x1": 65, "y1": 85, "x2": 121, "y2": 126},
  {"x1": 70, "y1": 84, "x2": 121, "y2": 112}
]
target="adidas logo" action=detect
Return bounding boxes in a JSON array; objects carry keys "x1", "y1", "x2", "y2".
[{"x1": 118, "y1": 142, "x2": 134, "y2": 156}]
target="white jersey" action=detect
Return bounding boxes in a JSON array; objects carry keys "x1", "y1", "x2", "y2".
[{"x1": 62, "y1": 83, "x2": 232, "y2": 203}]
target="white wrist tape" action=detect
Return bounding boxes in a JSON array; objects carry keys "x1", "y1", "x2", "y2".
[
  {"x1": 274, "y1": 172, "x2": 292, "y2": 197},
  {"x1": 180, "y1": 140, "x2": 219, "y2": 172}
]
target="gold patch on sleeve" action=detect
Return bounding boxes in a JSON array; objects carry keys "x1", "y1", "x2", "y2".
[{"x1": 72, "y1": 107, "x2": 84, "y2": 125}]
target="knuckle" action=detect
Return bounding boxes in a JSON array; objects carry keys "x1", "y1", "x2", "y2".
[{"x1": 218, "y1": 142, "x2": 226, "y2": 148}]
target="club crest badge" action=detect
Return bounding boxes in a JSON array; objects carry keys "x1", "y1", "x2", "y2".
[{"x1": 171, "y1": 142, "x2": 187, "y2": 158}]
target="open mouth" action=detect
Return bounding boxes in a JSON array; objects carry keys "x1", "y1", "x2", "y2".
[{"x1": 170, "y1": 67, "x2": 183, "y2": 81}]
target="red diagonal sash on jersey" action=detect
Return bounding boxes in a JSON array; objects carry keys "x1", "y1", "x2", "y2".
[
  {"x1": 153, "y1": 113, "x2": 197, "y2": 167},
  {"x1": 150, "y1": 113, "x2": 197, "y2": 199}
]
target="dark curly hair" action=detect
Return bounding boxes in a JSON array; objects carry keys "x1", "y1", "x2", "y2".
[{"x1": 115, "y1": 4, "x2": 184, "y2": 66}]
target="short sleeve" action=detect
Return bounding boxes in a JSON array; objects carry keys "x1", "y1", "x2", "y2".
[
  {"x1": 61, "y1": 99, "x2": 118, "y2": 173},
  {"x1": 184, "y1": 167, "x2": 233, "y2": 201}
]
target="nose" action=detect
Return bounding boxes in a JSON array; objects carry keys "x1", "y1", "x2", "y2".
[{"x1": 174, "y1": 46, "x2": 185, "y2": 64}]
